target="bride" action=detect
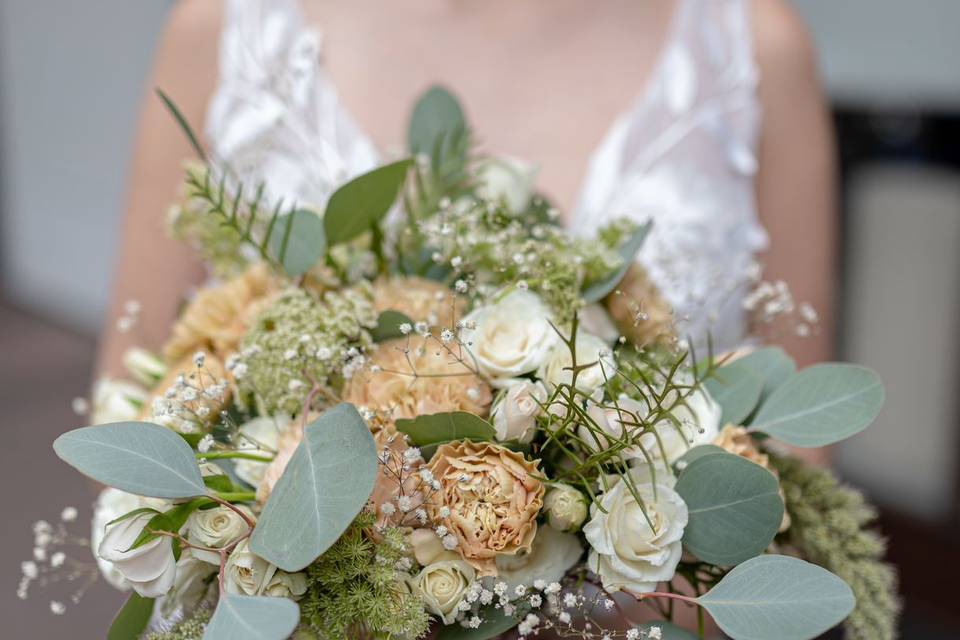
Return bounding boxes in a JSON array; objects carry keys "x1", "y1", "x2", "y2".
[{"x1": 99, "y1": 0, "x2": 834, "y2": 393}]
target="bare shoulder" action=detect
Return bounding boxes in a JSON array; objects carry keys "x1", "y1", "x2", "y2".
[{"x1": 749, "y1": 0, "x2": 821, "y2": 86}]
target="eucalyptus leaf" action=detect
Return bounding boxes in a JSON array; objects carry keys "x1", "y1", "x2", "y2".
[
  {"x1": 408, "y1": 85, "x2": 467, "y2": 169},
  {"x1": 372, "y1": 310, "x2": 415, "y2": 342},
  {"x1": 395, "y1": 412, "x2": 496, "y2": 447},
  {"x1": 250, "y1": 403, "x2": 377, "y2": 572},
  {"x1": 581, "y1": 221, "x2": 652, "y2": 303},
  {"x1": 675, "y1": 444, "x2": 726, "y2": 470},
  {"x1": 734, "y1": 346, "x2": 796, "y2": 407},
  {"x1": 269, "y1": 208, "x2": 326, "y2": 277},
  {"x1": 750, "y1": 364, "x2": 884, "y2": 447},
  {"x1": 696, "y1": 555, "x2": 855, "y2": 640},
  {"x1": 676, "y1": 453, "x2": 783, "y2": 566},
  {"x1": 53, "y1": 422, "x2": 206, "y2": 499},
  {"x1": 703, "y1": 360, "x2": 764, "y2": 425},
  {"x1": 107, "y1": 592, "x2": 155, "y2": 640},
  {"x1": 324, "y1": 159, "x2": 412, "y2": 246},
  {"x1": 203, "y1": 594, "x2": 300, "y2": 640}
]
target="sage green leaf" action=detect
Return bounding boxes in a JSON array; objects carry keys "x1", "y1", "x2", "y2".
[
  {"x1": 408, "y1": 85, "x2": 467, "y2": 169},
  {"x1": 581, "y1": 221, "x2": 652, "y2": 303},
  {"x1": 436, "y1": 606, "x2": 520, "y2": 640},
  {"x1": 269, "y1": 208, "x2": 326, "y2": 277},
  {"x1": 250, "y1": 403, "x2": 377, "y2": 572},
  {"x1": 395, "y1": 412, "x2": 496, "y2": 447},
  {"x1": 372, "y1": 310, "x2": 415, "y2": 342},
  {"x1": 676, "y1": 453, "x2": 783, "y2": 566},
  {"x1": 704, "y1": 360, "x2": 764, "y2": 425},
  {"x1": 735, "y1": 346, "x2": 796, "y2": 406},
  {"x1": 324, "y1": 159, "x2": 412, "y2": 246},
  {"x1": 53, "y1": 422, "x2": 206, "y2": 499},
  {"x1": 750, "y1": 364, "x2": 884, "y2": 447},
  {"x1": 107, "y1": 592, "x2": 155, "y2": 640},
  {"x1": 203, "y1": 594, "x2": 300, "y2": 640},
  {"x1": 675, "y1": 444, "x2": 727, "y2": 470},
  {"x1": 696, "y1": 555, "x2": 855, "y2": 640},
  {"x1": 638, "y1": 622, "x2": 699, "y2": 639}
]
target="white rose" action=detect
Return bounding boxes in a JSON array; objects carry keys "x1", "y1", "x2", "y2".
[
  {"x1": 98, "y1": 512, "x2": 178, "y2": 598},
  {"x1": 491, "y1": 381, "x2": 547, "y2": 443},
  {"x1": 187, "y1": 505, "x2": 254, "y2": 565},
  {"x1": 475, "y1": 156, "x2": 539, "y2": 215},
  {"x1": 223, "y1": 539, "x2": 275, "y2": 596},
  {"x1": 538, "y1": 332, "x2": 615, "y2": 395},
  {"x1": 491, "y1": 526, "x2": 582, "y2": 598},
  {"x1": 408, "y1": 528, "x2": 459, "y2": 566},
  {"x1": 160, "y1": 551, "x2": 217, "y2": 617},
  {"x1": 583, "y1": 468, "x2": 688, "y2": 593},
  {"x1": 122, "y1": 347, "x2": 168, "y2": 387},
  {"x1": 91, "y1": 488, "x2": 142, "y2": 590},
  {"x1": 543, "y1": 484, "x2": 588, "y2": 532},
  {"x1": 578, "y1": 304, "x2": 620, "y2": 344},
  {"x1": 261, "y1": 570, "x2": 308, "y2": 599},
  {"x1": 636, "y1": 385, "x2": 721, "y2": 465},
  {"x1": 578, "y1": 395, "x2": 647, "y2": 457},
  {"x1": 461, "y1": 290, "x2": 559, "y2": 386},
  {"x1": 409, "y1": 559, "x2": 476, "y2": 625},
  {"x1": 234, "y1": 416, "x2": 289, "y2": 488},
  {"x1": 91, "y1": 378, "x2": 148, "y2": 425}
]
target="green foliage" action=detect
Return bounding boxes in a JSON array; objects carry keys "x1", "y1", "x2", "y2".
[
  {"x1": 270, "y1": 209, "x2": 327, "y2": 277},
  {"x1": 771, "y1": 453, "x2": 901, "y2": 640},
  {"x1": 732, "y1": 346, "x2": 795, "y2": 405},
  {"x1": 581, "y1": 221, "x2": 651, "y2": 303},
  {"x1": 696, "y1": 554, "x2": 854, "y2": 640},
  {"x1": 750, "y1": 364, "x2": 884, "y2": 447},
  {"x1": 145, "y1": 607, "x2": 212, "y2": 640},
  {"x1": 702, "y1": 359, "x2": 764, "y2": 426},
  {"x1": 204, "y1": 594, "x2": 300, "y2": 640},
  {"x1": 168, "y1": 176, "x2": 249, "y2": 278},
  {"x1": 238, "y1": 286, "x2": 376, "y2": 415},
  {"x1": 300, "y1": 512, "x2": 430, "y2": 639},
  {"x1": 675, "y1": 452, "x2": 784, "y2": 566},
  {"x1": 408, "y1": 85, "x2": 469, "y2": 175},
  {"x1": 324, "y1": 160, "x2": 412, "y2": 246},
  {"x1": 251, "y1": 404, "x2": 378, "y2": 572},
  {"x1": 371, "y1": 310, "x2": 415, "y2": 342},
  {"x1": 395, "y1": 412, "x2": 496, "y2": 447},
  {"x1": 108, "y1": 592, "x2": 155, "y2": 640},
  {"x1": 53, "y1": 422, "x2": 206, "y2": 499}
]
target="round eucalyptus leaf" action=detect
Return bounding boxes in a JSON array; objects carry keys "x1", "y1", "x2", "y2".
[
  {"x1": 324, "y1": 159, "x2": 412, "y2": 246},
  {"x1": 250, "y1": 403, "x2": 377, "y2": 572},
  {"x1": 269, "y1": 208, "x2": 326, "y2": 277},
  {"x1": 203, "y1": 594, "x2": 299, "y2": 640},
  {"x1": 395, "y1": 411, "x2": 496, "y2": 447},
  {"x1": 675, "y1": 444, "x2": 727, "y2": 470},
  {"x1": 703, "y1": 360, "x2": 764, "y2": 425},
  {"x1": 750, "y1": 363, "x2": 884, "y2": 447},
  {"x1": 734, "y1": 346, "x2": 796, "y2": 407},
  {"x1": 697, "y1": 555, "x2": 855, "y2": 640},
  {"x1": 53, "y1": 422, "x2": 206, "y2": 499},
  {"x1": 676, "y1": 453, "x2": 783, "y2": 566}
]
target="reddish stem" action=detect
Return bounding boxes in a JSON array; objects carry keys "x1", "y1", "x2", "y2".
[{"x1": 636, "y1": 590, "x2": 698, "y2": 605}]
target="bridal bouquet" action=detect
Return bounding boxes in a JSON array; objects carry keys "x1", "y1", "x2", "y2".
[{"x1": 40, "y1": 87, "x2": 898, "y2": 640}]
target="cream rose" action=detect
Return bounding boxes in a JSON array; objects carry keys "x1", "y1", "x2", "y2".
[
  {"x1": 234, "y1": 416, "x2": 289, "y2": 488},
  {"x1": 636, "y1": 385, "x2": 721, "y2": 465},
  {"x1": 537, "y1": 332, "x2": 615, "y2": 395},
  {"x1": 583, "y1": 468, "x2": 688, "y2": 593},
  {"x1": 475, "y1": 156, "x2": 539, "y2": 215},
  {"x1": 492, "y1": 526, "x2": 582, "y2": 597},
  {"x1": 543, "y1": 484, "x2": 588, "y2": 532},
  {"x1": 187, "y1": 505, "x2": 253, "y2": 565},
  {"x1": 578, "y1": 396, "x2": 647, "y2": 457},
  {"x1": 223, "y1": 539, "x2": 307, "y2": 600},
  {"x1": 409, "y1": 559, "x2": 476, "y2": 625},
  {"x1": 460, "y1": 290, "x2": 559, "y2": 386},
  {"x1": 91, "y1": 488, "x2": 146, "y2": 591},
  {"x1": 491, "y1": 380, "x2": 547, "y2": 443},
  {"x1": 97, "y1": 512, "x2": 178, "y2": 598},
  {"x1": 408, "y1": 528, "x2": 459, "y2": 566},
  {"x1": 160, "y1": 552, "x2": 217, "y2": 616}
]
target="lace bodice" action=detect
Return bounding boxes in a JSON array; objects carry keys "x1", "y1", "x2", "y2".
[{"x1": 206, "y1": 0, "x2": 767, "y2": 351}]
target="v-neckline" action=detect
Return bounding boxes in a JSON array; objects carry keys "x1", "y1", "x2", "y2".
[{"x1": 306, "y1": 0, "x2": 689, "y2": 212}]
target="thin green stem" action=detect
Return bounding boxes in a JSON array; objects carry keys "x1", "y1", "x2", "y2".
[{"x1": 198, "y1": 451, "x2": 273, "y2": 463}]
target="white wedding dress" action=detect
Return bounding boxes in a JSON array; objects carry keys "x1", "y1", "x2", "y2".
[{"x1": 206, "y1": 0, "x2": 767, "y2": 352}]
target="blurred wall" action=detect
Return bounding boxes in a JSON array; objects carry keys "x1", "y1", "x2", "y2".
[{"x1": 0, "y1": 0, "x2": 171, "y2": 333}]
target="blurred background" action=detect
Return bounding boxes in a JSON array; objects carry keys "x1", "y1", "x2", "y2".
[{"x1": 1, "y1": 0, "x2": 957, "y2": 637}]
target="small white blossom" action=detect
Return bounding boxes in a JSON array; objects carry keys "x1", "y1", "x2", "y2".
[
  {"x1": 50, "y1": 552, "x2": 66, "y2": 568},
  {"x1": 60, "y1": 507, "x2": 78, "y2": 522},
  {"x1": 441, "y1": 534, "x2": 458, "y2": 550},
  {"x1": 197, "y1": 434, "x2": 215, "y2": 453},
  {"x1": 71, "y1": 397, "x2": 89, "y2": 415},
  {"x1": 21, "y1": 561, "x2": 38, "y2": 579},
  {"x1": 380, "y1": 502, "x2": 396, "y2": 517},
  {"x1": 192, "y1": 351, "x2": 206, "y2": 367},
  {"x1": 49, "y1": 601, "x2": 66, "y2": 615},
  {"x1": 398, "y1": 323, "x2": 413, "y2": 335}
]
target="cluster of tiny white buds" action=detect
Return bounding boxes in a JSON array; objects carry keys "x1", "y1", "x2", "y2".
[
  {"x1": 399, "y1": 322, "x2": 413, "y2": 335},
  {"x1": 116, "y1": 299, "x2": 141, "y2": 333},
  {"x1": 197, "y1": 433, "x2": 215, "y2": 453},
  {"x1": 454, "y1": 279, "x2": 469, "y2": 293}
]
